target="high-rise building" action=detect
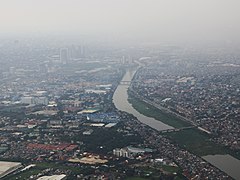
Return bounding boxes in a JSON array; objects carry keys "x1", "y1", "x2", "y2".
[
  {"x1": 81, "y1": 45, "x2": 85, "y2": 58},
  {"x1": 69, "y1": 45, "x2": 86, "y2": 60},
  {"x1": 21, "y1": 96, "x2": 49, "y2": 105},
  {"x1": 60, "y1": 48, "x2": 69, "y2": 64}
]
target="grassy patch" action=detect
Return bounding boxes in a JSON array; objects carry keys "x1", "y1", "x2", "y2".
[
  {"x1": 161, "y1": 165, "x2": 180, "y2": 174},
  {"x1": 60, "y1": 126, "x2": 142, "y2": 154},
  {"x1": 128, "y1": 96, "x2": 190, "y2": 128},
  {"x1": 166, "y1": 129, "x2": 234, "y2": 157}
]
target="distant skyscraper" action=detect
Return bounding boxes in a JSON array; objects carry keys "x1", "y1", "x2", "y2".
[
  {"x1": 70, "y1": 45, "x2": 81, "y2": 59},
  {"x1": 60, "y1": 48, "x2": 69, "y2": 64},
  {"x1": 81, "y1": 45, "x2": 85, "y2": 58}
]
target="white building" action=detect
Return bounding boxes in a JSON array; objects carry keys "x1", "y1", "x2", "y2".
[
  {"x1": 60, "y1": 48, "x2": 69, "y2": 64},
  {"x1": 21, "y1": 96, "x2": 48, "y2": 105},
  {"x1": 113, "y1": 148, "x2": 129, "y2": 158},
  {"x1": 113, "y1": 146, "x2": 150, "y2": 158}
]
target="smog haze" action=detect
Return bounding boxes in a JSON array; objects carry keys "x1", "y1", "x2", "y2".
[{"x1": 1, "y1": 0, "x2": 240, "y2": 44}]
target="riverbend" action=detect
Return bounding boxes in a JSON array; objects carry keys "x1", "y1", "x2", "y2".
[{"x1": 113, "y1": 69, "x2": 173, "y2": 131}]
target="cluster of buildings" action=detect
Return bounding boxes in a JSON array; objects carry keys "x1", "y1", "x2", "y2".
[
  {"x1": 21, "y1": 96, "x2": 49, "y2": 105},
  {"x1": 133, "y1": 60, "x2": 240, "y2": 151},
  {"x1": 113, "y1": 146, "x2": 151, "y2": 158},
  {"x1": 0, "y1": 39, "x2": 238, "y2": 179},
  {"x1": 123, "y1": 111, "x2": 231, "y2": 179}
]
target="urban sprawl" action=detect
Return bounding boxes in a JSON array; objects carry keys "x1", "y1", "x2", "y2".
[{"x1": 0, "y1": 39, "x2": 239, "y2": 179}]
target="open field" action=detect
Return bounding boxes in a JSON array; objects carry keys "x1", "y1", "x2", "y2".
[
  {"x1": 166, "y1": 129, "x2": 240, "y2": 159},
  {"x1": 166, "y1": 129, "x2": 228, "y2": 156}
]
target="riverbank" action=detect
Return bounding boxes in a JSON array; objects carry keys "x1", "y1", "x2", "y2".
[
  {"x1": 113, "y1": 70, "x2": 173, "y2": 131},
  {"x1": 128, "y1": 94, "x2": 191, "y2": 128},
  {"x1": 128, "y1": 94, "x2": 240, "y2": 160},
  {"x1": 113, "y1": 69, "x2": 237, "y2": 179}
]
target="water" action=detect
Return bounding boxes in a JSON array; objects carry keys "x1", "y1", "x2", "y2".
[
  {"x1": 113, "y1": 70, "x2": 240, "y2": 180},
  {"x1": 113, "y1": 69, "x2": 173, "y2": 131},
  {"x1": 113, "y1": 69, "x2": 240, "y2": 179},
  {"x1": 203, "y1": 154, "x2": 240, "y2": 180}
]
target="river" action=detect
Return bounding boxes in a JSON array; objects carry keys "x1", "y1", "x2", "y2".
[
  {"x1": 113, "y1": 69, "x2": 173, "y2": 131},
  {"x1": 203, "y1": 154, "x2": 240, "y2": 180},
  {"x1": 113, "y1": 69, "x2": 240, "y2": 179}
]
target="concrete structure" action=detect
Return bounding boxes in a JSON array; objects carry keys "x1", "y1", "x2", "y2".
[
  {"x1": 21, "y1": 96, "x2": 48, "y2": 105},
  {"x1": 113, "y1": 148, "x2": 129, "y2": 158},
  {"x1": 21, "y1": 96, "x2": 33, "y2": 105},
  {"x1": 83, "y1": 129, "x2": 94, "y2": 135},
  {"x1": 113, "y1": 146, "x2": 152, "y2": 158},
  {"x1": 0, "y1": 161, "x2": 22, "y2": 178},
  {"x1": 105, "y1": 123, "x2": 117, "y2": 128},
  {"x1": 60, "y1": 48, "x2": 69, "y2": 64}
]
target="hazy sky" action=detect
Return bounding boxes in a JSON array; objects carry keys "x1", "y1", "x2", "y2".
[{"x1": 1, "y1": 0, "x2": 240, "y2": 43}]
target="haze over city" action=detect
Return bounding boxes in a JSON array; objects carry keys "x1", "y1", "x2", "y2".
[
  {"x1": 1, "y1": 0, "x2": 240, "y2": 44},
  {"x1": 0, "y1": 1, "x2": 240, "y2": 180}
]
